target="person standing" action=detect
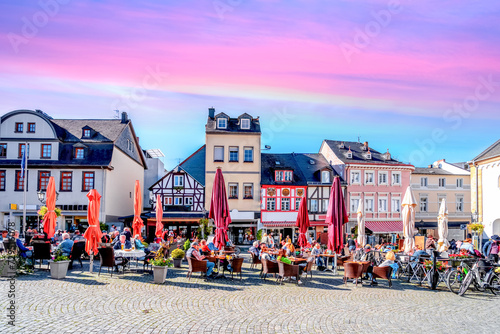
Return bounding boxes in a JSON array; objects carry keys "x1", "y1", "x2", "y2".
[{"x1": 489, "y1": 236, "x2": 499, "y2": 263}]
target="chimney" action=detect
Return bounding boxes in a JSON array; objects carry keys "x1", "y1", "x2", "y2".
[
  {"x1": 363, "y1": 141, "x2": 369, "y2": 151},
  {"x1": 208, "y1": 107, "x2": 215, "y2": 119},
  {"x1": 121, "y1": 112, "x2": 128, "y2": 123}
]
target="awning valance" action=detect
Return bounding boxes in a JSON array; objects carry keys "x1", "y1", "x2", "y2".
[{"x1": 365, "y1": 221, "x2": 403, "y2": 234}]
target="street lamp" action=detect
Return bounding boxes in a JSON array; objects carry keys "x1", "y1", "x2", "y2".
[{"x1": 37, "y1": 189, "x2": 59, "y2": 204}]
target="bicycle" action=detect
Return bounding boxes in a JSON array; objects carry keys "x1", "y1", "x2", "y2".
[
  {"x1": 457, "y1": 259, "x2": 500, "y2": 296},
  {"x1": 446, "y1": 259, "x2": 473, "y2": 294}
]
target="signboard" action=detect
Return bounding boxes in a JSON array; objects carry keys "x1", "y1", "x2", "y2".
[{"x1": 415, "y1": 236, "x2": 425, "y2": 250}]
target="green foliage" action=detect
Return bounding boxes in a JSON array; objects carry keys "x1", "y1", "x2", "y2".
[
  {"x1": 196, "y1": 218, "x2": 212, "y2": 239},
  {"x1": 256, "y1": 229, "x2": 263, "y2": 242},
  {"x1": 52, "y1": 249, "x2": 69, "y2": 262},
  {"x1": 149, "y1": 257, "x2": 173, "y2": 267},
  {"x1": 183, "y1": 239, "x2": 191, "y2": 251},
  {"x1": 171, "y1": 248, "x2": 185, "y2": 259},
  {"x1": 100, "y1": 222, "x2": 107, "y2": 231}
]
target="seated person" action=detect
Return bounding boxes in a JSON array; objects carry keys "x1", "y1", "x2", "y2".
[
  {"x1": 101, "y1": 232, "x2": 111, "y2": 244},
  {"x1": 123, "y1": 228, "x2": 132, "y2": 241},
  {"x1": 186, "y1": 242, "x2": 215, "y2": 278},
  {"x1": 298, "y1": 254, "x2": 314, "y2": 276},
  {"x1": 200, "y1": 240, "x2": 210, "y2": 253},
  {"x1": 261, "y1": 249, "x2": 276, "y2": 262},
  {"x1": 57, "y1": 233, "x2": 74, "y2": 257},
  {"x1": 72, "y1": 230, "x2": 85, "y2": 242},
  {"x1": 14, "y1": 231, "x2": 32, "y2": 261},
  {"x1": 310, "y1": 243, "x2": 325, "y2": 270},
  {"x1": 277, "y1": 249, "x2": 303, "y2": 285},
  {"x1": 207, "y1": 241, "x2": 219, "y2": 252},
  {"x1": 460, "y1": 238, "x2": 475, "y2": 255},
  {"x1": 133, "y1": 234, "x2": 145, "y2": 250},
  {"x1": 113, "y1": 235, "x2": 132, "y2": 250},
  {"x1": 148, "y1": 238, "x2": 162, "y2": 253},
  {"x1": 111, "y1": 231, "x2": 121, "y2": 245},
  {"x1": 249, "y1": 241, "x2": 260, "y2": 258}
]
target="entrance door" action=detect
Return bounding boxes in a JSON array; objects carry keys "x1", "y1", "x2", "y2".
[{"x1": 284, "y1": 228, "x2": 293, "y2": 242}]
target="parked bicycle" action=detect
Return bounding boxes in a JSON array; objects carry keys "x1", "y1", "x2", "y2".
[
  {"x1": 446, "y1": 259, "x2": 473, "y2": 294},
  {"x1": 457, "y1": 259, "x2": 500, "y2": 296}
]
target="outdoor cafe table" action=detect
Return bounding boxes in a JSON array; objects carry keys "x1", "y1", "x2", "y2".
[
  {"x1": 114, "y1": 249, "x2": 146, "y2": 271},
  {"x1": 319, "y1": 254, "x2": 338, "y2": 274},
  {"x1": 288, "y1": 257, "x2": 307, "y2": 265}
]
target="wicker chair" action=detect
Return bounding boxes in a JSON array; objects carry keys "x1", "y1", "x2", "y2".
[
  {"x1": 249, "y1": 252, "x2": 261, "y2": 270},
  {"x1": 261, "y1": 259, "x2": 279, "y2": 280},
  {"x1": 372, "y1": 266, "x2": 393, "y2": 288},
  {"x1": 336, "y1": 255, "x2": 352, "y2": 270},
  {"x1": 186, "y1": 257, "x2": 207, "y2": 280},
  {"x1": 97, "y1": 247, "x2": 125, "y2": 277},
  {"x1": 343, "y1": 262, "x2": 363, "y2": 287},
  {"x1": 301, "y1": 260, "x2": 314, "y2": 281},
  {"x1": 277, "y1": 261, "x2": 300, "y2": 285},
  {"x1": 230, "y1": 258, "x2": 244, "y2": 280},
  {"x1": 33, "y1": 242, "x2": 52, "y2": 269},
  {"x1": 69, "y1": 241, "x2": 86, "y2": 269}
]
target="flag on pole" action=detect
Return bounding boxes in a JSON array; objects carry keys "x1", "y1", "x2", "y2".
[{"x1": 21, "y1": 144, "x2": 28, "y2": 178}]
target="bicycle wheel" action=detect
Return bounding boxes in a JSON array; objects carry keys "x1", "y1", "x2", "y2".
[
  {"x1": 489, "y1": 272, "x2": 500, "y2": 295},
  {"x1": 458, "y1": 271, "x2": 473, "y2": 296},
  {"x1": 446, "y1": 269, "x2": 462, "y2": 294}
]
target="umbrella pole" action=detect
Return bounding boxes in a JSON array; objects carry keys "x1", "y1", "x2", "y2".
[{"x1": 89, "y1": 253, "x2": 94, "y2": 273}]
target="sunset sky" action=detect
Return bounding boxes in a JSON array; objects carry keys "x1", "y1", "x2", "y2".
[{"x1": 1, "y1": 0, "x2": 499, "y2": 169}]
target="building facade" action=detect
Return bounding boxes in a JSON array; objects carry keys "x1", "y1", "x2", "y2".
[
  {"x1": 411, "y1": 160, "x2": 471, "y2": 240},
  {"x1": 320, "y1": 140, "x2": 414, "y2": 238},
  {"x1": 469, "y1": 140, "x2": 500, "y2": 237},
  {"x1": 0, "y1": 110, "x2": 146, "y2": 233}
]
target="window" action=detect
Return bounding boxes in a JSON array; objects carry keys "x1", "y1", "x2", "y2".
[
  {"x1": 244, "y1": 147, "x2": 254, "y2": 162},
  {"x1": 456, "y1": 178, "x2": 463, "y2": 188},
  {"x1": 0, "y1": 170, "x2": 5, "y2": 191},
  {"x1": 83, "y1": 129, "x2": 91, "y2": 137},
  {"x1": 310, "y1": 199, "x2": 318, "y2": 212},
  {"x1": 365, "y1": 172, "x2": 374, "y2": 184},
  {"x1": 173, "y1": 175, "x2": 184, "y2": 187},
  {"x1": 28, "y1": 123, "x2": 36, "y2": 133},
  {"x1": 74, "y1": 148, "x2": 84, "y2": 159},
  {"x1": 164, "y1": 197, "x2": 173, "y2": 206},
  {"x1": 0, "y1": 143, "x2": 6, "y2": 158},
  {"x1": 456, "y1": 197, "x2": 464, "y2": 212},
  {"x1": 281, "y1": 198, "x2": 290, "y2": 211},
  {"x1": 295, "y1": 198, "x2": 301, "y2": 211},
  {"x1": 38, "y1": 171, "x2": 50, "y2": 191},
  {"x1": 275, "y1": 170, "x2": 293, "y2": 182},
  {"x1": 217, "y1": 118, "x2": 227, "y2": 129},
  {"x1": 60, "y1": 172, "x2": 72, "y2": 191},
  {"x1": 392, "y1": 172, "x2": 401, "y2": 185},
  {"x1": 322, "y1": 199, "x2": 329, "y2": 212},
  {"x1": 214, "y1": 146, "x2": 224, "y2": 162},
  {"x1": 174, "y1": 197, "x2": 183, "y2": 205},
  {"x1": 228, "y1": 183, "x2": 238, "y2": 199},
  {"x1": 18, "y1": 143, "x2": 29, "y2": 158},
  {"x1": 351, "y1": 198, "x2": 360, "y2": 213},
  {"x1": 266, "y1": 198, "x2": 276, "y2": 211},
  {"x1": 322, "y1": 171, "x2": 330, "y2": 183},
  {"x1": 185, "y1": 197, "x2": 193, "y2": 206},
  {"x1": 420, "y1": 197, "x2": 428, "y2": 212},
  {"x1": 229, "y1": 147, "x2": 239, "y2": 162},
  {"x1": 41, "y1": 144, "x2": 51, "y2": 158},
  {"x1": 82, "y1": 172, "x2": 94, "y2": 191},
  {"x1": 439, "y1": 178, "x2": 446, "y2": 188},
  {"x1": 378, "y1": 198, "x2": 387, "y2": 212},
  {"x1": 15, "y1": 170, "x2": 26, "y2": 191},
  {"x1": 350, "y1": 171, "x2": 360, "y2": 184},
  {"x1": 365, "y1": 199, "x2": 374, "y2": 212},
  {"x1": 126, "y1": 139, "x2": 134, "y2": 152},
  {"x1": 421, "y1": 177, "x2": 428, "y2": 187},
  {"x1": 244, "y1": 183, "x2": 253, "y2": 199},
  {"x1": 392, "y1": 198, "x2": 401, "y2": 212},
  {"x1": 240, "y1": 118, "x2": 250, "y2": 129},
  {"x1": 379, "y1": 172, "x2": 388, "y2": 185},
  {"x1": 15, "y1": 122, "x2": 23, "y2": 133}
]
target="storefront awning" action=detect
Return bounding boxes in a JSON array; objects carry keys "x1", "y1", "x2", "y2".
[
  {"x1": 365, "y1": 221, "x2": 403, "y2": 234},
  {"x1": 262, "y1": 221, "x2": 295, "y2": 228}
]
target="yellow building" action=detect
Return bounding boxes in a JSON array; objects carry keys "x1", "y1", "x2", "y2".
[{"x1": 204, "y1": 108, "x2": 261, "y2": 243}]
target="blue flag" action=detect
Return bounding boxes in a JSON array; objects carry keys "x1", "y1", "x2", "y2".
[{"x1": 20, "y1": 144, "x2": 28, "y2": 178}]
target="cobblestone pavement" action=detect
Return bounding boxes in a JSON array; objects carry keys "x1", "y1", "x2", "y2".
[{"x1": 1, "y1": 257, "x2": 499, "y2": 334}]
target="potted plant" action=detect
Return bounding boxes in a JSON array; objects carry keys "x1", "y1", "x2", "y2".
[
  {"x1": 149, "y1": 257, "x2": 173, "y2": 284},
  {"x1": 0, "y1": 252, "x2": 18, "y2": 277},
  {"x1": 171, "y1": 249, "x2": 185, "y2": 268},
  {"x1": 49, "y1": 250, "x2": 70, "y2": 279}
]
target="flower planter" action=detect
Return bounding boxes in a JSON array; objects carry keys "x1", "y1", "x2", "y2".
[
  {"x1": 153, "y1": 266, "x2": 168, "y2": 284},
  {"x1": 0, "y1": 259, "x2": 16, "y2": 277},
  {"x1": 49, "y1": 260, "x2": 70, "y2": 279},
  {"x1": 173, "y1": 258, "x2": 182, "y2": 268}
]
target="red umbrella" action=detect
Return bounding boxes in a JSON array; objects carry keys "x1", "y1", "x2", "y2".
[
  {"x1": 209, "y1": 168, "x2": 232, "y2": 250},
  {"x1": 132, "y1": 180, "x2": 144, "y2": 240},
  {"x1": 84, "y1": 189, "x2": 102, "y2": 258},
  {"x1": 295, "y1": 196, "x2": 310, "y2": 248},
  {"x1": 155, "y1": 194, "x2": 163, "y2": 239},
  {"x1": 325, "y1": 177, "x2": 349, "y2": 253},
  {"x1": 43, "y1": 176, "x2": 57, "y2": 239}
]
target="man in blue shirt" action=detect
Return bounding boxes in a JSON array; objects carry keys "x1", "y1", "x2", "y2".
[
  {"x1": 113, "y1": 235, "x2": 132, "y2": 250},
  {"x1": 57, "y1": 233, "x2": 74, "y2": 257},
  {"x1": 14, "y1": 231, "x2": 32, "y2": 258}
]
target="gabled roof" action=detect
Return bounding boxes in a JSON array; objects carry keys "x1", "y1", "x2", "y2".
[
  {"x1": 238, "y1": 113, "x2": 252, "y2": 119},
  {"x1": 261, "y1": 153, "x2": 307, "y2": 186},
  {"x1": 214, "y1": 112, "x2": 230, "y2": 119},
  {"x1": 322, "y1": 140, "x2": 411, "y2": 166},
  {"x1": 413, "y1": 167, "x2": 455, "y2": 176},
  {"x1": 179, "y1": 145, "x2": 206, "y2": 186},
  {"x1": 472, "y1": 139, "x2": 500, "y2": 163},
  {"x1": 50, "y1": 119, "x2": 128, "y2": 143},
  {"x1": 293, "y1": 153, "x2": 345, "y2": 184}
]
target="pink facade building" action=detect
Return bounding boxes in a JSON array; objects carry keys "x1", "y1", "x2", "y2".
[{"x1": 320, "y1": 140, "x2": 414, "y2": 238}]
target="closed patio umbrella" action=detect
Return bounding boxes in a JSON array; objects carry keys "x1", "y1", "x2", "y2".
[
  {"x1": 325, "y1": 177, "x2": 349, "y2": 253},
  {"x1": 43, "y1": 176, "x2": 57, "y2": 239},
  {"x1": 84, "y1": 189, "x2": 102, "y2": 273},
  {"x1": 155, "y1": 194, "x2": 163, "y2": 239},
  {"x1": 402, "y1": 186, "x2": 417, "y2": 254},
  {"x1": 437, "y1": 199, "x2": 450, "y2": 252},
  {"x1": 356, "y1": 200, "x2": 365, "y2": 248},
  {"x1": 209, "y1": 168, "x2": 231, "y2": 250},
  {"x1": 132, "y1": 180, "x2": 144, "y2": 240},
  {"x1": 296, "y1": 196, "x2": 310, "y2": 248}
]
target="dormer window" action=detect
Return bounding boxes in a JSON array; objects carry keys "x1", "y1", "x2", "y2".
[
  {"x1": 217, "y1": 118, "x2": 227, "y2": 129},
  {"x1": 321, "y1": 170, "x2": 331, "y2": 183},
  {"x1": 275, "y1": 170, "x2": 293, "y2": 182},
  {"x1": 366, "y1": 149, "x2": 372, "y2": 160},
  {"x1": 74, "y1": 147, "x2": 84, "y2": 159},
  {"x1": 240, "y1": 118, "x2": 250, "y2": 129},
  {"x1": 83, "y1": 129, "x2": 91, "y2": 138},
  {"x1": 346, "y1": 146, "x2": 353, "y2": 159},
  {"x1": 339, "y1": 142, "x2": 345, "y2": 149}
]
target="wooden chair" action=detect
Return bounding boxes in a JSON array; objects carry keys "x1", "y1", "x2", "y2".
[
  {"x1": 343, "y1": 262, "x2": 363, "y2": 287},
  {"x1": 249, "y1": 252, "x2": 261, "y2": 270},
  {"x1": 277, "y1": 261, "x2": 300, "y2": 285},
  {"x1": 261, "y1": 259, "x2": 279, "y2": 280},
  {"x1": 186, "y1": 257, "x2": 207, "y2": 280},
  {"x1": 33, "y1": 242, "x2": 51, "y2": 269},
  {"x1": 336, "y1": 255, "x2": 351, "y2": 270},
  {"x1": 97, "y1": 247, "x2": 125, "y2": 277},
  {"x1": 302, "y1": 260, "x2": 314, "y2": 281},
  {"x1": 69, "y1": 241, "x2": 86, "y2": 269},
  {"x1": 372, "y1": 266, "x2": 393, "y2": 288},
  {"x1": 230, "y1": 257, "x2": 244, "y2": 280}
]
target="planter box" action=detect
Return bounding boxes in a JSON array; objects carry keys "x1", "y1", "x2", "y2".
[
  {"x1": 0, "y1": 259, "x2": 16, "y2": 277},
  {"x1": 49, "y1": 260, "x2": 70, "y2": 279},
  {"x1": 153, "y1": 266, "x2": 168, "y2": 284},
  {"x1": 173, "y1": 258, "x2": 182, "y2": 268}
]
